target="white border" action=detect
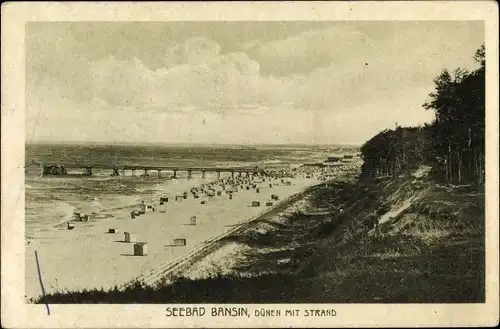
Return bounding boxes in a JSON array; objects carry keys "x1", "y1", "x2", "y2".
[{"x1": 1, "y1": 1, "x2": 498, "y2": 328}]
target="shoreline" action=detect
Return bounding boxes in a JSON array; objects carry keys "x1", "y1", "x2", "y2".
[
  {"x1": 25, "y1": 171, "x2": 324, "y2": 300},
  {"x1": 25, "y1": 175, "x2": 220, "y2": 239}
]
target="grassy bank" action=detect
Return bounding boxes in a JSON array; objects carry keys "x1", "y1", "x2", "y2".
[{"x1": 35, "y1": 167, "x2": 484, "y2": 303}]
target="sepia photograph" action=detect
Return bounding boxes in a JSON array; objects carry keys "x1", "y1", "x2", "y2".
[
  {"x1": 1, "y1": 1, "x2": 499, "y2": 328},
  {"x1": 23, "y1": 19, "x2": 488, "y2": 304}
]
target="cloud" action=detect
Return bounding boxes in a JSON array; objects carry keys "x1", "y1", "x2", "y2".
[
  {"x1": 26, "y1": 22, "x2": 484, "y2": 144},
  {"x1": 243, "y1": 26, "x2": 376, "y2": 77},
  {"x1": 75, "y1": 37, "x2": 302, "y2": 113},
  {"x1": 29, "y1": 26, "x2": 483, "y2": 117}
]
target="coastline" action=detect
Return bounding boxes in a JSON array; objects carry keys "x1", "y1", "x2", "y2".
[{"x1": 25, "y1": 172, "x2": 323, "y2": 300}]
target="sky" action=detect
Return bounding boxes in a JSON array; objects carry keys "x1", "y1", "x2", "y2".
[{"x1": 25, "y1": 21, "x2": 484, "y2": 145}]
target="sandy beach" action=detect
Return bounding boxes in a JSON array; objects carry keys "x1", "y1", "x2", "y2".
[{"x1": 25, "y1": 173, "x2": 321, "y2": 299}]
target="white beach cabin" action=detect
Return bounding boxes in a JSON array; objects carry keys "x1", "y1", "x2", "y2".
[
  {"x1": 190, "y1": 216, "x2": 197, "y2": 225},
  {"x1": 124, "y1": 232, "x2": 137, "y2": 243}
]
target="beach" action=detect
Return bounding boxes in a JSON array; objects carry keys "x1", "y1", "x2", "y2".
[{"x1": 25, "y1": 172, "x2": 321, "y2": 299}]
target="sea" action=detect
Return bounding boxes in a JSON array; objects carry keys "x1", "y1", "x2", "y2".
[{"x1": 25, "y1": 143, "x2": 358, "y2": 239}]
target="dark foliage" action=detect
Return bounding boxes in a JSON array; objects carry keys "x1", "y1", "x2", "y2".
[
  {"x1": 360, "y1": 126, "x2": 432, "y2": 178},
  {"x1": 360, "y1": 45, "x2": 485, "y2": 187}
]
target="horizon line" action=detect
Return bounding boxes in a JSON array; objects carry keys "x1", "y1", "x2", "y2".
[{"x1": 25, "y1": 140, "x2": 362, "y2": 148}]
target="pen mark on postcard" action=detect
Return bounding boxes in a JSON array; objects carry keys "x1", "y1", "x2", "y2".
[{"x1": 35, "y1": 251, "x2": 50, "y2": 315}]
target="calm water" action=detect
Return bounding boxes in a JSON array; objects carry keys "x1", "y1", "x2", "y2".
[{"x1": 25, "y1": 143, "x2": 357, "y2": 238}]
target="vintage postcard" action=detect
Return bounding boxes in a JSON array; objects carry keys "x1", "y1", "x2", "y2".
[{"x1": 1, "y1": 1, "x2": 499, "y2": 328}]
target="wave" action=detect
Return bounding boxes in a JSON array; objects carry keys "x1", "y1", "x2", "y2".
[
  {"x1": 26, "y1": 201, "x2": 77, "y2": 234},
  {"x1": 260, "y1": 159, "x2": 283, "y2": 164},
  {"x1": 25, "y1": 145, "x2": 334, "y2": 237},
  {"x1": 90, "y1": 199, "x2": 105, "y2": 211}
]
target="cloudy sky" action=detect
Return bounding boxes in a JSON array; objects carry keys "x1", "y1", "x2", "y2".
[{"x1": 26, "y1": 21, "x2": 483, "y2": 145}]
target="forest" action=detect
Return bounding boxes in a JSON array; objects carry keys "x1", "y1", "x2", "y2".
[{"x1": 361, "y1": 45, "x2": 485, "y2": 188}]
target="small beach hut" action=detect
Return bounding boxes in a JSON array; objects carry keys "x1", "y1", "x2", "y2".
[
  {"x1": 108, "y1": 228, "x2": 118, "y2": 234},
  {"x1": 74, "y1": 204, "x2": 98, "y2": 221},
  {"x1": 252, "y1": 201, "x2": 260, "y2": 207},
  {"x1": 174, "y1": 238, "x2": 187, "y2": 246},
  {"x1": 67, "y1": 222, "x2": 75, "y2": 230},
  {"x1": 266, "y1": 202, "x2": 273, "y2": 207},
  {"x1": 190, "y1": 216, "x2": 197, "y2": 225},
  {"x1": 134, "y1": 242, "x2": 148, "y2": 256},
  {"x1": 159, "y1": 203, "x2": 167, "y2": 213},
  {"x1": 124, "y1": 232, "x2": 137, "y2": 243}
]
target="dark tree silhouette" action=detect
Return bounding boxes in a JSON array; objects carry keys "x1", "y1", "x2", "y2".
[
  {"x1": 360, "y1": 44, "x2": 485, "y2": 188},
  {"x1": 423, "y1": 44, "x2": 485, "y2": 186},
  {"x1": 360, "y1": 126, "x2": 431, "y2": 179}
]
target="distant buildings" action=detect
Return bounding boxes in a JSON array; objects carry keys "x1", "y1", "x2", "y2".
[{"x1": 325, "y1": 156, "x2": 343, "y2": 163}]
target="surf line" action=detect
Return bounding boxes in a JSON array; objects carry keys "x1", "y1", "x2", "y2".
[{"x1": 35, "y1": 250, "x2": 50, "y2": 315}]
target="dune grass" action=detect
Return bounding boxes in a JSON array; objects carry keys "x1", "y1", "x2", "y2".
[{"x1": 34, "y1": 170, "x2": 485, "y2": 304}]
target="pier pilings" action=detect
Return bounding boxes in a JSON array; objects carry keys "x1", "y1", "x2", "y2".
[{"x1": 32, "y1": 163, "x2": 266, "y2": 179}]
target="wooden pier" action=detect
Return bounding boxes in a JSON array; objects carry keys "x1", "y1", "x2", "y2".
[{"x1": 25, "y1": 161, "x2": 266, "y2": 178}]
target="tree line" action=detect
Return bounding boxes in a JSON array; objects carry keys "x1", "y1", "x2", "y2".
[{"x1": 360, "y1": 45, "x2": 485, "y2": 187}]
